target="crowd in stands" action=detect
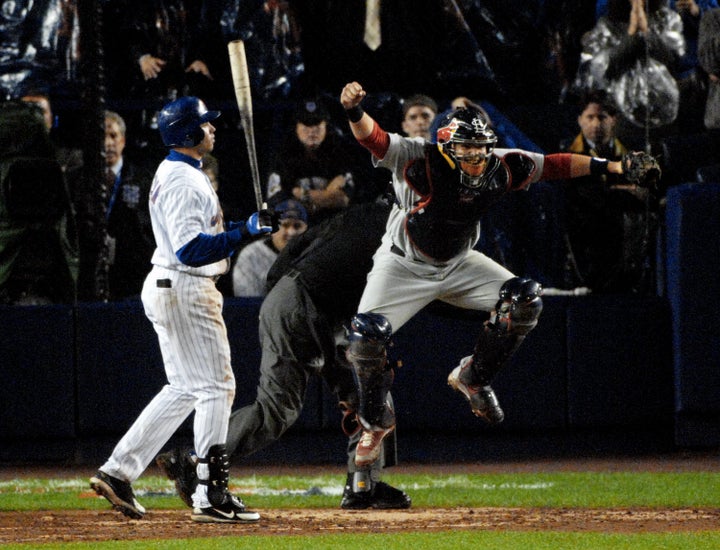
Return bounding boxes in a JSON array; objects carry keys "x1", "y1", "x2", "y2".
[{"x1": 1, "y1": 0, "x2": 720, "y2": 305}]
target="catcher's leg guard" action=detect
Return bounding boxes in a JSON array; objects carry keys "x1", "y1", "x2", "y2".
[
  {"x1": 198, "y1": 444, "x2": 231, "y2": 507},
  {"x1": 345, "y1": 313, "x2": 395, "y2": 431},
  {"x1": 469, "y1": 277, "x2": 543, "y2": 385}
]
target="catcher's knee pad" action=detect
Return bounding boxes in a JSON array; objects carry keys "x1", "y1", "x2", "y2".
[
  {"x1": 495, "y1": 277, "x2": 543, "y2": 336},
  {"x1": 197, "y1": 444, "x2": 230, "y2": 506},
  {"x1": 345, "y1": 313, "x2": 395, "y2": 430},
  {"x1": 348, "y1": 312, "x2": 392, "y2": 346}
]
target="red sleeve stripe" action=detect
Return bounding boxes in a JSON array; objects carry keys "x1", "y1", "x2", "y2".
[
  {"x1": 358, "y1": 122, "x2": 391, "y2": 160},
  {"x1": 541, "y1": 153, "x2": 573, "y2": 180}
]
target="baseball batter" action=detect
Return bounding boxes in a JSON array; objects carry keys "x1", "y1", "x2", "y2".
[
  {"x1": 339, "y1": 81, "x2": 656, "y2": 466},
  {"x1": 90, "y1": 96, "x2": 271, "y2": 523}
]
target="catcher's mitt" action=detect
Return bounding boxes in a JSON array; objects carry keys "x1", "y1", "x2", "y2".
[{"x1": 622, "y1": 151, "x2": 662, "y2": 187}]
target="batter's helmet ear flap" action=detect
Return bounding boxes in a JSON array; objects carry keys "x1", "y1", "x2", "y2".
[{"x1": 178, "y1": 125, "x2": 206, "y2": 148}]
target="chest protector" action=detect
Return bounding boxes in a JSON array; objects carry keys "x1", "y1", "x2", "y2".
[{"x1": 405, "y1": 145, "x2": 532, "y2": 261}]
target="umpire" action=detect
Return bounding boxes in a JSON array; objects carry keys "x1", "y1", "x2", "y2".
[{"x1": 158, "y1": 196, "x2": 411, "y2": 509}]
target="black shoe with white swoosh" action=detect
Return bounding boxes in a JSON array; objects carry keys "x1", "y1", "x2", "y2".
[{"x1": 190, "y1": 493, "x2": 260, "y2": 523}]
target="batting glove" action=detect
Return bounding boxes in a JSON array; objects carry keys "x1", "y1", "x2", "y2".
[{"x1": 245, "y1": 210, "x2": 275, "y2": 235}]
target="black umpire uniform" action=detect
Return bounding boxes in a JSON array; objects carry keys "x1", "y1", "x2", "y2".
[{"x1": 224, "y1": 197, "x2": 410, "y2": 508}]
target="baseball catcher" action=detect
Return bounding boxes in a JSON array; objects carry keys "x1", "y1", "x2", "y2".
[{"x1": 340, "y1": 80, "x2": 661, "y2": 467}]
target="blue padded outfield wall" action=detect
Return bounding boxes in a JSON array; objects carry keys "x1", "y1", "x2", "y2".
[
  {"x1": 665, "y1": 183, "x2": 720, "y2": 447},
  {"x1": 0, "y1": 183, "x2": 718, "y2": 464}
]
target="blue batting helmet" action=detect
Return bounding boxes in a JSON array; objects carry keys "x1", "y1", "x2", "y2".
[{"x1": 157, "y1": 96, "x2": 220, "y2": 148}]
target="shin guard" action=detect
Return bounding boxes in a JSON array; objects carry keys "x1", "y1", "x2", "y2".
[
  {"x1": 198, "y1": 444, "x2": 231, "y2": 507},
  {"x1": 346, "y1": 313, "x2": 395, "y2": 431},
  {"x1": 470, "y1": 277, "x2": 543, "y2": 385}
]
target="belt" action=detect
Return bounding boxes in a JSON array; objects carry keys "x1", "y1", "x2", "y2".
[
  {"x1": 390, "y1": 242, "x2": 448, "y2": 268},
  {"x1": 156, "y1": 274, "x2": 220, "y2": 288}
]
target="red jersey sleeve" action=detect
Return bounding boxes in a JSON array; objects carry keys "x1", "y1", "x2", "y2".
[
  {"x1": 358, "y1": 122, "x2": 391, "y2": 160},
  {"x1": 541, "y1": 153, "x2": 573, "y2": 180}
]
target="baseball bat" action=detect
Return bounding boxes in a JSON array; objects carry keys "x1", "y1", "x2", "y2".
[{"x1": 227, "y1": 39, "x2": 265, "y2": 212}]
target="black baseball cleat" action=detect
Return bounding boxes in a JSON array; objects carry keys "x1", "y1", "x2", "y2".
[
  {"x1": 155, "y1": 448, "x2": 198, "y2": 508},
  {"x1": 340, "y1": 474, "x2": 412, "y2": 510},
  {"x1": 89, "y1": 471, "x2": 146, "y2": 519},
  {"x1": 191, "y1": 492, "x2": 261, "y2": 523}
]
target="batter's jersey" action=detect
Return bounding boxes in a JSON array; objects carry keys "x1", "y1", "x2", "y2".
[
  {"x1": 374, "y1": 133, "x2": 547, "y2": 268},
  {"x1": 148, "y1": 155, "x2": 229, "y2": 277}
]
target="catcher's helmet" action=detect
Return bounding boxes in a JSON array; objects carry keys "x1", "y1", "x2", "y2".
[
  {"x1": 436, "y1": 107, "x2": 497, "y2": 188},
  {"x1": 157, "y1": 96, "x2": 220, "y2": 148}
]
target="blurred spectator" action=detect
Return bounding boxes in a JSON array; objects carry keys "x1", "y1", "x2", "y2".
[
  {"x1": 75, "y1": 111, "x2": 156, "y2": 301},
  {"x1": 595, "y1": 0, "x2": 718, "y2": 74},
  {"x1": 232, "y1": 199, "x2": 308, "y2": 297},
  {"x1": 265, "y1": 98, "x2": 375, "y2": 225},
  {"x1": 0, "y1": 0, "x2": 80, "y2": 100},
  {"x1": 594, "y1": 0, "x2": 719, "y2": 132},
  {"x1": 671, "y1": 0, "x2": 718, "y2": 75},
  {"x1": 0, "y1": 99, "x2": 79, "y2": 304},
  {"x1": 559, "y1": 89, "x2": 655, "y2": 294},
  {"x1": 116, "y1": 0, "x2": 225, "y2": 147},
  {"x1": 104, "y1": 111, "x2": 156, "y2": 299},
  {"x1": 460, "y1": 0, "x2": 589, "y2": 106},
  {"x1": 219, "y1": 0, "x2": 303, "y2": 100},
  {"x1": 202, "y1": 152, "x2": 220, "y2": 191},
  {"x1": 573, "y1": 0, "x2": 686, "y2": 136},
  {"x1": 20, "y1": 90, "x2": 84, "y2": 175},
  {"x1": 400, "y1": 94, "x2": 438, "y2": 140},
  {"x1": 698, "y1": 8, "x2": 720, "y2": 129},
  {"x1": 124, "y1": 0, "x2": 217, "y2": 99}
]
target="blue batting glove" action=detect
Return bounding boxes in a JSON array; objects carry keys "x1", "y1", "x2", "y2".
[{"x1": 246, "y1": 211, "x2": 273, "y2": 236}]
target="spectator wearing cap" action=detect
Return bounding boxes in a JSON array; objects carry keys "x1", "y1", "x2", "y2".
[
  {"x1": 232, "y1": 200, "x2": 308, "y2": 297},
  {"x1": 265, "y1": 98, "x2": 374, "y2": 225}
]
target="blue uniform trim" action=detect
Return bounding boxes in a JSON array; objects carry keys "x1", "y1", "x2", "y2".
[
  {"x1": 176, "y1": 230, "x2": 242, "y2": 267},
  {"x1": 166, "y1": 150, "x2": 202, "y2": 169}
]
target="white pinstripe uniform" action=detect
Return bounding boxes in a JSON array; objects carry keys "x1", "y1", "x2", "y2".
[
  {"x1": 99, "y1": 153, "x2": 234, "y2": 503},
  {"x1": 358, "y1": 133, "x2": 547, "y2": 333}
]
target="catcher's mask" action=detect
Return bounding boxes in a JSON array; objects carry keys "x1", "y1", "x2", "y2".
[{"x1": 436, "y1": 107, "x2": 497, "y2": 188}]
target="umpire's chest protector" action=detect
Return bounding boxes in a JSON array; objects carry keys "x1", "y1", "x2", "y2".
[{"x1": 403, "y1": 146, "x2": 511, "y2": 261}]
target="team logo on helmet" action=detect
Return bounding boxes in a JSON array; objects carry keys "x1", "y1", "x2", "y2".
[
  {"x1": 472, "y1": 117, "x2": 488, "y2": 133},
  {"x1": 436, "y1": 119, "x2": 459, "y2": 145}
]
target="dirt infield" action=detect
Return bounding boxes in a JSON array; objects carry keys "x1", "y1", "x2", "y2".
[
  {"x1": 1, "y1": 454, "x2": 719, "y2": 543},
  {"x1": 3, "y1": 507, "x2": 720, "y2": 544}
]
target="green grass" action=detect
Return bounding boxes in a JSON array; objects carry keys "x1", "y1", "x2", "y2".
[
  {"x1": 1, "y1": 471, "x2": 718, "y2": 511},
  {"x1": 4, "y1": 532, "x2": 720, "y2": 550},
  {"x1": 1, "y1": 471, "x2": 719, "y2": 549}
]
